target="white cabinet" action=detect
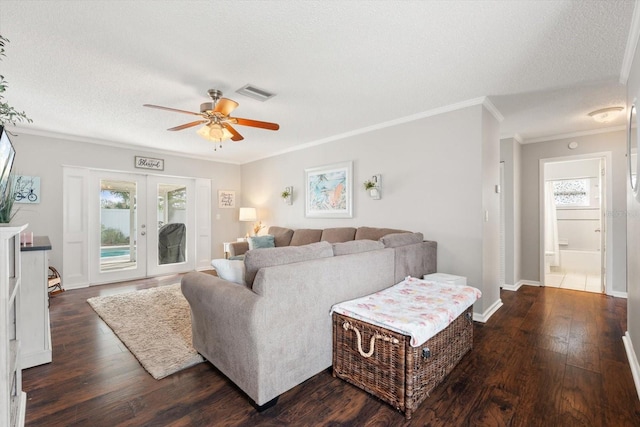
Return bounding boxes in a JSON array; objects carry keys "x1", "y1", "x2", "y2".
[
  {"x1": 20, "y1": 236, "x2": 52, "y2": 368},
  {"x1": 423, "y1": 273, "x2": 468, "y2": 286},
  {"x1": 0, "y1": 224, "x2": 27, "y2": 427}
]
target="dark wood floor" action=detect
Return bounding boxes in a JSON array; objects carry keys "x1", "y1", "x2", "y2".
[{"x1": 22, "y1": 276, "x2": 640, "y2": 426}]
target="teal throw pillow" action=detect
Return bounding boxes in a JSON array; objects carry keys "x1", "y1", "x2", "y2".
[{"x1": 248, "y1": 234, "x2": 275, "y2": 250}]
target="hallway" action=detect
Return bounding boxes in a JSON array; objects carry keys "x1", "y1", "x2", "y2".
[{"x1": 545, "y1": 272, "x2": 602, "y2": 293}]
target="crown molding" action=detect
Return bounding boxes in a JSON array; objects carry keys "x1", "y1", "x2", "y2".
[
  {"x1": 620, "y1": 1, "x2": 640, "y2": 84},
  {"x1": 522, "y1": 125, "x2": 626, "y2": 144},
  {"x1": 482, "y1": 97, "x2": 504, "y2": 122},
  {"x1": 247, "y1": 97, "x2": 494, "y2": 164},
  {"x1": 8, "y1": 126, "x2": 241, "y2": 165}
]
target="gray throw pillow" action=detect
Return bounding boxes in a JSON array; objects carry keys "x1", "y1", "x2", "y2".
[{"x1": 247, "y1": 235, "x2": 275, "y2": 250}]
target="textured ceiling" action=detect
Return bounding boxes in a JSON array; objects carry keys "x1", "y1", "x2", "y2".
[{"x1": 0, "y1": 1, "x2": 635, "y2": 164}]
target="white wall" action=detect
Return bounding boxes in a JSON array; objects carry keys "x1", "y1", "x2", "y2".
[
  {"x1": 241, "y1": 103, "x2": 502, "y2": 317},
  {"x1": 500, "y1": 137, "x2": 522, "y2": 287},
  {"x1": 519, "y1": 130, "x2": 627, "y2": 293},
  {"x1": 10, "y1": 133, "x2": 242, "y2": 276},
  {"x1": 625, "y1": 17, "x2": 640, "y2": 389}
]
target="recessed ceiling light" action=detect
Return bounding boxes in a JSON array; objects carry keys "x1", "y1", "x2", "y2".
[
  {"x1": 235, "y1": 84, "x2": 276, "y2": 102},
  {"x1": 588, "y1": 106, "x2": 624, "y2": 123}
]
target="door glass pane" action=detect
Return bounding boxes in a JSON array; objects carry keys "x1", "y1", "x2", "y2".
[
  {"x1": 100, "y1": 180, "x2": 137, "y2": 272},
  {"x1": 157, "y1": 183, "x2": 187, "y2": 265}
]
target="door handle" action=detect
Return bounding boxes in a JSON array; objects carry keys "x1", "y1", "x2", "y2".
[
  {"x1": 595, "y1": 229, "x2": 601, "y2": 232},
  {"x1": 141, "y1": 231, "x2": 146, "y2": 236}
]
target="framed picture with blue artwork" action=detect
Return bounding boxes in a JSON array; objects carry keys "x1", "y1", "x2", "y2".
[
  {"x1": 13, "y1": 175, "x2": 40, "y2": 204},
  {"x1": 305, "y1": 161, "x2": 352, "y2": 218}
]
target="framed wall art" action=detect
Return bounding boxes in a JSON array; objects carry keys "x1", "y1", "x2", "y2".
[
  {"x1": 305, "y1": 161, "x2": 352, "y2": 218},
  {"x1": 13, "y1": 175, "x2": 41, "y2": 204},
  {"x1": 218, "y1": 190, "x2": 236, "y2": 208}
]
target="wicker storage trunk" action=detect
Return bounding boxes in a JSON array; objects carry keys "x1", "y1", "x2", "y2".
[{"x1": 332, "y1": 306, "x2": 473, "y2": 419}]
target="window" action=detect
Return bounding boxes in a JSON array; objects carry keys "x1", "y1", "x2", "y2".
[{"x1": 552, "y1": 178, "x2": 590, "y2": 207}]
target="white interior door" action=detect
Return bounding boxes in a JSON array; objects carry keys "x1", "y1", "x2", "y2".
[
  {"x1": 145, "y1": 175, "x2": 195, "y2": 276},
  {"x1": 89, "y1": 171, "x2": 147, "y2": 284}
]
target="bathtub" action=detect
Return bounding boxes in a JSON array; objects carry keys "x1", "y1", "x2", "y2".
[{"x1": 559, "y1": 249, "x2": 601, "y2": 275}]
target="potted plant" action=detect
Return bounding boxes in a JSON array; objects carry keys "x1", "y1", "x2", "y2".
[
  {"x1": 281, "y1": 186, "x2": 293, "y2": 205},
  {"x1": 363, "y1": 179, "x2": 381, "y2": 199},
  {"x1": 0, "y1": 177, "x2": 16, "y2": 223},
  {"x1": 363, "y1": 180, "x2": 376, "y2": 191}
]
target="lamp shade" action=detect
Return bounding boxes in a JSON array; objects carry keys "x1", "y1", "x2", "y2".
[
  {"x1": 197, "y1": 123, "x2": 234, "y2": 142},
  {"x1": 239, "y1": 207, "x2": 257, "y2": 222}
]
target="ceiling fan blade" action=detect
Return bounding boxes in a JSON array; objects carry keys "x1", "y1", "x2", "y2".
[
  {"x1": 232, "y1": 117, "x2": 280, "y2": 131},
  {"x1": 214, "y1": 98, "x2": 239, "y2": 116},
  {"x1": 143, "y1": 104, "x2": 202, "y2": 116},
  {"x1": 167, "y1": 120, "x2": 208, "y2": 131},
  {"x1": 223, "y1": 123, "x2": 244, "y2": 142}
]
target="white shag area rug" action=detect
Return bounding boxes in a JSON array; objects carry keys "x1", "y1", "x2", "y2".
[{"x1": 87, "y1": 283, "x2": 204, "y2": 379}]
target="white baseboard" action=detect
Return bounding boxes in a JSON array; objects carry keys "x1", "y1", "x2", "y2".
[
  {"x1": 502, "y1": 280, "x2": 541, "y2": 291},
  {"x1": 500, "y1": 282, "x2": 520, "y2": 292},
  {"x1": 473, "y1": 298, "x2": 503, "y2": 323},
  {"x1": 64, "y1": 282, "x2": 89, "y2": 290},
  {"x1": 521, "y1": 280, "x2": 542, "y2": 287},
  {"x1": 622, "y1": 331, "x2": 640, "y2": 401},
  {"x1": 504, "y1": 280, "x2": 627, "y2": 298},
  {"x1": 610, "y1": 290, "x2": 628, "y2": 299}
]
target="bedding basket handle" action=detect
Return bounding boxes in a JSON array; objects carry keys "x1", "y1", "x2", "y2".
[{"x1": 342, "y1": 321, "x2": 400, "y2": 358}]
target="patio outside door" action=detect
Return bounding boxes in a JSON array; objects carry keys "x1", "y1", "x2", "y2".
[
  {"x1": 145, "y1": 175, "x2": 195, "y2": 277},
  {"x1": 89, "y1": 171, "x2": 147, "y2": 284}
]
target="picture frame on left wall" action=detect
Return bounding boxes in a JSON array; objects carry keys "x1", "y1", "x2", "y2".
[
  {"x1": 13, "y1": 175, "x2": 40, "y2": 204},
  {"x1": 218, "y1": 190, "x2": 236, "y2": 208}
]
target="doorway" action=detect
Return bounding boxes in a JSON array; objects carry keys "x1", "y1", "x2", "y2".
[
  {"x1": 540, "y1": 153, "x2": 611, "y2": 294},
  {"x1": 88, "y1": 171, "x2": 196, "y2": 284}
]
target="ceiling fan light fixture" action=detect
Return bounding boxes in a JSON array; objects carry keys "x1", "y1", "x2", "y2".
[
  {"x1": 588, "y1": 106, "x2": 624, "y2": 123},
  {"x1": 197, "y1": 123, "x2": 233, "y2": 142}
]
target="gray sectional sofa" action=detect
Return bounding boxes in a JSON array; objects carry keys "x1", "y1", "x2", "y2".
[{"x1": 181, "y1": 226, "x2": 437, "y2": 409}]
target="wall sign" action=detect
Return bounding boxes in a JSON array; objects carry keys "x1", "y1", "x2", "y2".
[
  {"x1": 218, "y1": 190, "x2": 236, "y2": 208},
  {"x1": 135, "y1": 156, "x2": 164, "y2": 171}
]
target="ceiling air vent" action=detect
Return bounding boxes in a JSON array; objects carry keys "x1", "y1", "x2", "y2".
[{"x1": 235, "y1": 84, "x2": 276, "y2": 102}]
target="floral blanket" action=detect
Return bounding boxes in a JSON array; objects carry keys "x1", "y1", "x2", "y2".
[{"x1": 330, "y1": 276, "x2": 481, "y2": 347}]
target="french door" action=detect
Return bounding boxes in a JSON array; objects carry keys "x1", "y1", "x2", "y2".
[{"x1": 88, "y1": 171, "x2": 196, "y2": 285}]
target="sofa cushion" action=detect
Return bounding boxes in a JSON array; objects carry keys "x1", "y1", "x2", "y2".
[
  {"x1": 355, "y1": 227, "x2": 409, "y2": 241},
  {"x1": 289, "y1": 229, "x2": 323, "y2": 246},
  {"x1": 332, "y1": 239, "x2": 384, "y2": 256},
  {"x1": 248, "y1": 235, "x2": 275, "y2": 250},
  {"x1": 244, "y1": 241, "x2": 334, "y2": 286},
  {"x1": 211, "y1": 259, "x2": 247, "y2": 286},
  {"x1": 321, "y1": 227, "x2": 357, "y2": 243},
  {"x1": 267, "y1": 226, "x2": 294, "y2": 247},
  {"x1": 380, "y1": 232, "x2": 424, "y2": 248}
]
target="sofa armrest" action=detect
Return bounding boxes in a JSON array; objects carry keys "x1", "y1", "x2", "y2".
[
  {"x1": 229, "y1": 241, "x2": 249, "y2": 257},
  {"x1": 180, "y1": 272, "x2": 261, "y2": 389},
  {"x1": 393, "y1": 240, "x2": 437, "y2": 282}
]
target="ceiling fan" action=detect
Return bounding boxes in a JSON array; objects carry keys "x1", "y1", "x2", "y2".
[{"x1": 143, "y1": 89, "x2": 279, "y2": 145}]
